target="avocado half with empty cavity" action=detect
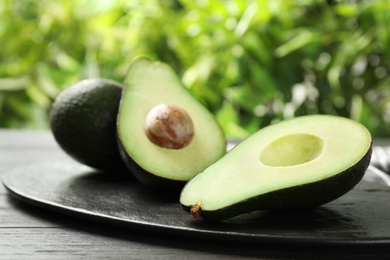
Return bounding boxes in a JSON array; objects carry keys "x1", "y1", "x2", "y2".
[
  {"x1": 117, "y1": 57, "x2": 226, "y2": 190},
  {"x1": 180, "y1": 115, "x2": 372, "y2": 221}
]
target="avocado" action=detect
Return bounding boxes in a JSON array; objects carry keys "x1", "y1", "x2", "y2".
[
  {"x1": 50, "y1": 78, "x2": 127, "y2": 173},
  {"x1": 180, "y1": 115, "x2": 372, "y2": 221},
  {"x1": 117, "y1": 57, "x2": 226, "y2": 190}
]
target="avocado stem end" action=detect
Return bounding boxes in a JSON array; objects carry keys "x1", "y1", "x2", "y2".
[{"x1": 190, "y1": 203, "x2": 202, "y2": 219}]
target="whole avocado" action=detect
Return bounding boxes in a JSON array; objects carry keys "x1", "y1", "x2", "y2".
[{"x1": 50, "y1": 78, "x2": 127, "y2": 173}]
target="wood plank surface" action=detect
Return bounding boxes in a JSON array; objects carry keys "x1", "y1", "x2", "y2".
[{"x1": 1, "y1": 129, "x2": 390, "y2": 259}]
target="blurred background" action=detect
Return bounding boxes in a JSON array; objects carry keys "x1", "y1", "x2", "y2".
[{"x1": 1, "y1": 0, "x2": 389, "y2": 138}]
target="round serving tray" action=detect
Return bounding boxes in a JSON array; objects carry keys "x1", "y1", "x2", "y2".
[{"x1": 3, "y1": 160, "x2": 390, "y2": 247}]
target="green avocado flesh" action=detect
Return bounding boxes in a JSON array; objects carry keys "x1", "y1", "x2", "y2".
[
  {"x1": 117, "y1": 57, "x2": 226, "y2": 188},
  {"x1": 180, "y1": 115, "x2": 372, "y2": 221}
]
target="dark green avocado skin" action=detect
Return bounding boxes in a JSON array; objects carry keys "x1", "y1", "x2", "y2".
[
  {"x1": 50, "y1": 79, "x2": 129, "y2": 174},
  {"x1": 117, "y1": 140, "x2": 186, "y2": 193},
  {"x1": 182, "y1": 143, "x2": 372, "y2": 221}
]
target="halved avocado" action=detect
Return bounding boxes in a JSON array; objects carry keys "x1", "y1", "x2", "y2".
[
  {"x1": 117, "y1": 57, "x2": 226, "y2": 190},
  {"x1": 180, "y1": 115, "x2": 372, "y2": 221}
]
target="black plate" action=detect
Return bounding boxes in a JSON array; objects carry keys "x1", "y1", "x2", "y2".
[{"x1": 3, "y1": 161, "x2": 390, "y2": 246}]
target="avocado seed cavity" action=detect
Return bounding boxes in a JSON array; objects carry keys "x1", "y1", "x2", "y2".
[
  {"x1": 144, "y1": 104, "x2": 194, "y2": 149},
  {"x1": 260, "y1": 133, "x2": 324, "y2": 167}
]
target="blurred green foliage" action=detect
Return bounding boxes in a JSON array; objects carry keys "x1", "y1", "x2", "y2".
[{"x1": 1, "y1": 0, "x2": 390, "y2": 138}]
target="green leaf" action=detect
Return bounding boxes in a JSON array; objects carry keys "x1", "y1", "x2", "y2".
[
  {"x1": 216, "y1": 101, "x2": 249, "y2": 138},
  {"x1": 275, "y1": 30, "x2": 320, "y2": 58},
  {"x1": 335, "y1": 4, "x2": 360, "y2": 17},
  {"x1": 0, "y1": 77, "x2": 29, "y2": 91}
]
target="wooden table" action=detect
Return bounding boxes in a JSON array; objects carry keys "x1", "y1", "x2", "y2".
[{"x1": 1, "y1": 129, "x2": 390, "y2": 259}]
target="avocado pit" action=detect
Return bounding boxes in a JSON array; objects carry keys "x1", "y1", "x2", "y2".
[{"x1": 144, "y1": 104, "x2": 194, "y2": 149}]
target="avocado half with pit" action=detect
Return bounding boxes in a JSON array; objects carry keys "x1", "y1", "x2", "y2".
[
  {"x1": 117, "y1": 57, "x2": 226, "y2": 190},
  {"x1": 180, "y1": 115, "x2": 372, "y2": 221}
]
